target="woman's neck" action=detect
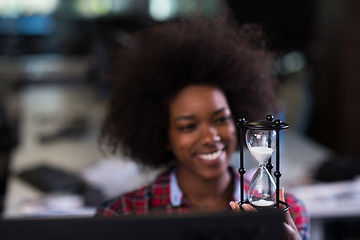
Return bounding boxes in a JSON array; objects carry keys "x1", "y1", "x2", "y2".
[{"x1": 176, "y1": 168, "x2": 233, "y2": 211}]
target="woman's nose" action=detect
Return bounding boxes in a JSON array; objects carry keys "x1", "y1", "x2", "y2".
[{"x1": 199, "y1": 125, "x2": 221, "y2": 145}]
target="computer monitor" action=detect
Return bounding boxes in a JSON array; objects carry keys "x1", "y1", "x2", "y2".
[{"x1": 0, "y1": 211, "x2": 284, "y2": 240}]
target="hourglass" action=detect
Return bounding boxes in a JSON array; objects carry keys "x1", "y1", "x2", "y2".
[
  {"x1": 237, "y1": 115, "x2": 289, "y2": 211},
  {"x1": 246, "y1": 129, "x2": 276, "y2": 208}
]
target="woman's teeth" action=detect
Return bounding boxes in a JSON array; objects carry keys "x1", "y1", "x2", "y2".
[{"x1": 198, "y1": 150, "x2": 222, "y2": 161}]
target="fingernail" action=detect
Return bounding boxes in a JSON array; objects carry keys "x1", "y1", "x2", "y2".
[{"x1": 229, "y1": 201, "x2": 235, "y2": 209}]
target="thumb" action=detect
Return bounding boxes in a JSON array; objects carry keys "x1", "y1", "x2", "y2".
[{"x1": 279, "y1": 187, "x2": 285, "y2": 202}]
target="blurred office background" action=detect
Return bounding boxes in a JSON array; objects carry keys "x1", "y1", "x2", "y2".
[{"x1": 0, "y1": 0, "x2": 360, "y2": 239}]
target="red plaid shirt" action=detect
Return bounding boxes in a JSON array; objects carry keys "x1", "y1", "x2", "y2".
[{"x1": 96, "y1": 167, "x2": 310, "y2": 239}]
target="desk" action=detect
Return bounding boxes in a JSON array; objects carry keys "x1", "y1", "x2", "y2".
[
  {"x1": 289, "y1": 179, "x2": 360, "y2": 239},
  {"x1": 289, "y1": 180, "x2": 360, "y2": 218}
]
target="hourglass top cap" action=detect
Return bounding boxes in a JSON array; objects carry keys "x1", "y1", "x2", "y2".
[{"x1": 237, "y1": 116, "x2": 289, "y2": 130}]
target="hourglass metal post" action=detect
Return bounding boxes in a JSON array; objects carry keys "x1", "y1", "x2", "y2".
[
  {"x1": 275, "y1": 127, "x2": 281, "y2": 208},
  {"x1": 237, "y1": 118, "x2": 246, "y2": 205},
  {"x1": 265, "y1": 115, "x2": 274, "y2": 175},
  {"x1": 237, "y1": 115, "x2": 289, "y2": 211}
]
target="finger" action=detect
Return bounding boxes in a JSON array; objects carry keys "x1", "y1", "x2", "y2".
[
  {"x1": 279, "y1": 188, "x2": 289, "y2": 212},
  {"x1": 279, "y1": 188, "x2": 296, "y2": 227},
  {"x1": 229, "y1": 201, "x2": 241, "y2": 211},
  {"x1": 279, "y1": 187, "x2": 285, "y2": 202},
  {"x1": 229, "y1": 202, "x2": 257, "y2": 212},
  {"x1": 279, "y1": 188, "x2": 300, "y2": 237},
  {"x1": 283, "y1": 222, "x2": 302, "y2": 240},
  {"x1": 282, "y1": 206, "x2": 299, "y2": 232},
  {"x1": 242, "y1": 204, "x2": 257, "y2": 212}
]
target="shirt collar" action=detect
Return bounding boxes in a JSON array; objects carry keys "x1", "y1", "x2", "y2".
[
  {"x1": 170, "y1": 169, "x2": 183, "y2": 206},
  {"x1": 170, "y1": 168, "x2": 243, "y2": 207}
]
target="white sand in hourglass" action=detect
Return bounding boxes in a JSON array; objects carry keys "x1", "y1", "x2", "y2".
[
  {"x1": 251, "y1": 199, "x2": 275, "y2": 207},
  {"x1": 248, "y1": 146, "x2": 273, "y2": 165}
]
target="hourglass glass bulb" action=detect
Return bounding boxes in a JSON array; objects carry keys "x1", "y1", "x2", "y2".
[
  {"x1": 246, "y1": 130, "x2": 276, "y2": 165},
  {"x1": 248, "y1": 166, "x2": 276, "y2": 207}
]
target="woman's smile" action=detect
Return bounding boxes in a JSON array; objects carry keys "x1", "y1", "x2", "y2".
[{"x1": 196, "y1": 149, "x2": 224, "y2": 161}]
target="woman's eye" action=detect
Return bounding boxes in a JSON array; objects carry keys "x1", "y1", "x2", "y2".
[
  {"x1": 215, "y1": 116, "x2": 231, "y2": 124},
  {"x1": 178, "y1": 124, "x2": 196, "y2": 132}
]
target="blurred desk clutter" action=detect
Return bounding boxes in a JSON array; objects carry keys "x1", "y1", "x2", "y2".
[
  {"x1": 289, "y1": 157, "x2": 360, "y2": 239},
  {"x1": 0, "y1": 55, "x2": 89, "y2": 84},
  {"x1": 3, "y1": 84, "x2": 103, "y2": 217},
  {"x1": 3, "y1": 84, "x2": 161, "y2": 218},
  {"x1": 290, "y1": 154, "x2": 360, "y2": 219},
  {"x1": 290, "y1": 178, "x2": 360, "y2": 218}
]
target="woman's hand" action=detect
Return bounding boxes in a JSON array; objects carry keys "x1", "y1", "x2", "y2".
[
  {"x1": 229, "y1": 201, "x2": 256, "y2": 212},
  {"x1": 229, "y1": 189, "x2": 302, "y2": 240}
]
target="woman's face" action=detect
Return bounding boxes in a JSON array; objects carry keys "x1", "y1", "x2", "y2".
[{"x1": 168, "y1": 85, "x2": 237, "y2": 180}]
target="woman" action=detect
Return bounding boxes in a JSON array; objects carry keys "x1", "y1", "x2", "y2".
[{"x1": 96, "y1": 11, "x2": 309, "y2": 239}]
